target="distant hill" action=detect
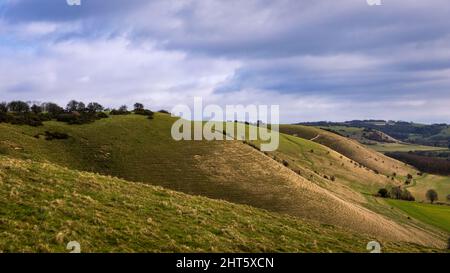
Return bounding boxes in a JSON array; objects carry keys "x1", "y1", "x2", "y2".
[{"x1": 298, "y1": 120, "x2": 450, "y2": 148}]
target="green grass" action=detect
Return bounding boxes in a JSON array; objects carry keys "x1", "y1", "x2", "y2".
[
  {"x1": 365, "y1": 143, "x2": 445, "y2": 153},
  {"x1": 0, "y1": 116, "x2": 448, "y2": 250},
  {"x1": 1, "y1": 155, "x2": 438, "y2": 253},
  {"x1": 408, "y1": 174, "x2": 450, "y2": 204},
  {"x1": 385, "y1": 199, "x2": 450, "y2": 233}
]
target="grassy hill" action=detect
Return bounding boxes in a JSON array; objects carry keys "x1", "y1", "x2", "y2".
[
  {"x1": 0, "y1": 114, "x2": 448, "y2": 249},
  {"x1": 297, "y1": 120, "x2": 450, "y2": 148},
  {"x1": 279, "y1": 124, "x2": 414, "y2": 177},
  {"x1": 1, "y1": 155, "x2": 440, "y2": 253}
]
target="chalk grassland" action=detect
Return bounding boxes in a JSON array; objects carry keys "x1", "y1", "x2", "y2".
[
  {"x1": 385, "y1": 199, "x2": 450, "y2": 233},
  {"x1": 407, "y1": 174, "x2": 450, "y2": 204},
  {"x1": 1, "y1": 156, "x2": 440, "y2": 253},
  {"x1": 0, "y1": 115, "x2": 447, "y2": 249},
  {"x1": 279, "y1": 124, "x2": 414, "y2": 177},
  {"x1": 281, "y1": 125, "x2": 450, "y2": 236}
]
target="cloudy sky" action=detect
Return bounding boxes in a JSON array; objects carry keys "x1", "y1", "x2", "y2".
[{"x1": 1, "y1": 0, "x2": 450, "y2": 123}]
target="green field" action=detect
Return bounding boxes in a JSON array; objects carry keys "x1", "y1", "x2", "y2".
[
  {"x1": 365, "y1": 143, "x2": 445, "y2": 153},
  {"x1": 386, "y1": 199, "x2": 450, "y2": 233}
]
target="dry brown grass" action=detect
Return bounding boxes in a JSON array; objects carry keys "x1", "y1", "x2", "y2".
[
  {"x1": 280, "y1": 125, "x2": 415, "y2": 177},
  {"x1": 196, "y1": 141, "x2": 445, "y2": 248}
]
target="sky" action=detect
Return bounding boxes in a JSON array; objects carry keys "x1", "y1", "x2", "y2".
[{"x1": 0, "y1": 0, "x2": 450, "y2": 123}]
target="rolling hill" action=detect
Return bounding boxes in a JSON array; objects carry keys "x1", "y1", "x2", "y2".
[
  {"x1": 1, "y1": 155, "x2": 440, "y2": 253},
  {"x1": 298, "y1": 120, "x2": 450, "y2": 148},
  {"x1": 279, "y1": 124, "x2": 414, "y2": 177},
  {"x1": 0, "y1": 114, "x2": 448, "y2": 250}
]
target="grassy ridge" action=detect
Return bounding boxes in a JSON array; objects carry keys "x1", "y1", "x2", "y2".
[
  {"x1": 279, "y1": 124, "x2": 413, "y2": 177},
  {"x1": 1, "y1": 155, "x2": 439, "y2": 253}
]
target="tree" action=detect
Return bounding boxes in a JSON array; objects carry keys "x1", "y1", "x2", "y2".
[
  {"x1": 118, "y1": 105, "x2": 128, "y2": 112},
  {"x1": 77, "y1": 102, "x2": 86, "y2": 112},
  {"x1": 0, "y1": 102, "x2": 7, "y2": 113},
  {"x1": 7, "y1": 101, "x2": 30, "y2": 113},
  {"x1": 390, "y1": 187, "x2": 402, "y2": 199},
  {"x1": 66, "y1": 100, "x2": 79, "y2": 112},
  {"x1": 66, "y1": 100, "x2": 86, "y2": 112},
  {"x1": 31, "y1": 104, "x2": 42, "y2": 114},
  {"x1": 43, "y1": 102, "x2": 63, "y2": 116},
  {"x1": 426, "y1": 189, "x2": 438, "y2": 204},
  {"x1": 378, "y1": 188, "x2": 389, "y2": 198},
  {"x1": 87, "y1": 102, "x2": 104, "y2": 113},
  {"x1": 134, "y1": 103, "x2": 144, "y2": 111}
]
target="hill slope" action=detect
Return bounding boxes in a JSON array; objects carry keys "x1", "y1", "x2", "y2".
[
  {"x1": 1, "y1": 155, "x2": 439, "y2": 253},
  {"x1": 0, "y1": 115, "x2": 446, "y2": 248},
  {"x1": 279, "y1": 124, "x2": 414, "y2": 177}
]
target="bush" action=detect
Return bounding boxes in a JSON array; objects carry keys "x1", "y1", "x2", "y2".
[
  {"x1": 7, "y1": 113, "x2": 43, "y2": 127},
  {"x1": 44, "y1": 131, "x2": 69, "y2": 141},
  {"x1": 110, "y1": 109, "x2": 130, "y2": 115},
  {"x1": 96, "y1": 112, "x2": 109, "y2": 119},
  {"x1": 426, "y1": 189, "x2": 438, "y2": 204},
  {"x1": 384, "y1": 187, "x2": 414, "y2": 201},
  {"x1": 56, "y1": 112, "x2": 101, "y2": 125},
  {"x1": 158, "y1": 109, "x2": 170, "y2": 114},
  {"x1": 134, "y1": 108, "x2": 154, "y2": 119},
  {"x1": 378, "y1": 188, "x2": 389, "y2": 198}
]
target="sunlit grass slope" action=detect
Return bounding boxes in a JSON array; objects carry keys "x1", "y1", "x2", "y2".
[
  {"x1": 0, "y1": 115, "x2": 445, "y2": 247},
  {"x1": 1, "y1": 155, "x2": 440, "y2": 253},
  {"x1": 279, "y1": 124, "x2": 416, "y2": 177},
  {"x1": 386, "y1": 199, "x2": 450, "y2": 233}
]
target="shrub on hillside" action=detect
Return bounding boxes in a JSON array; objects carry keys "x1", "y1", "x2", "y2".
[
  {"x1": 110, "y1": 106, "x2": 131, "y2": 115},
  {"x1": 134, "y1": 108, "x2": 154, "y2": 119},
  {"x1": 44, "y1": 131, "x2": 69, "y2": 141},
  {"x1": 426, "y1": 189, "x2": 438, "y2": 204},
  {"x1": 380, "y1": 187, "x2": 414, "y2": 201},
  {"x1": 377, "y1": 188, "x2": 389, "y2": 198},
  {"x1": 7, "y1": 112, "x2": 43, "y2": 127},
  {"x1": 96, "y1": 112, "x2": 109, "y2": 119},
  {"x1": 56, "y1": 111, "x2": 107, "y2": 125}
]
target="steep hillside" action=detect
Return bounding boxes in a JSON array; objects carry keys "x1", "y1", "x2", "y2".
[
  {"x1": 1, "y1": 155, "x2": 439, "y2": 253},
  {"x1": 279, "y1": 125, "x2": 414, "y2": 177},
  {"x1": 0, "y1": 115, "x2": 446, "y2": 247}
]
